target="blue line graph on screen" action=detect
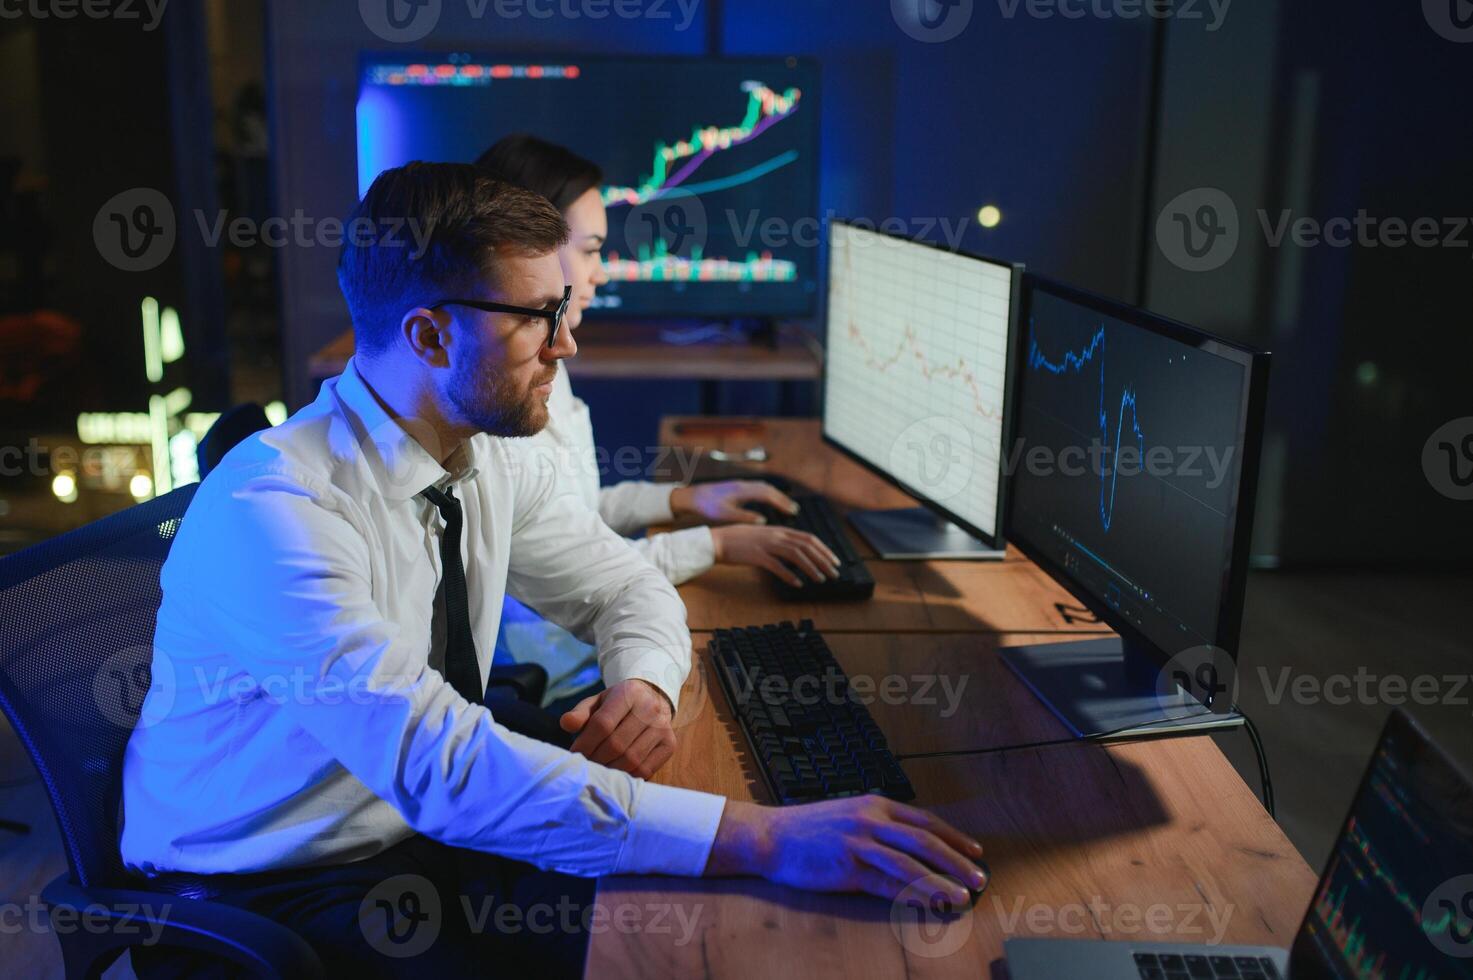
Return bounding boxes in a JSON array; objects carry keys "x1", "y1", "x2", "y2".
[{"x1": 1027, "y1": 323, "x2": 1145, "y2": 532}]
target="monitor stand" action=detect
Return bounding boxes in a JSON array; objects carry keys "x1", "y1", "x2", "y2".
[
  {"x1": 848, "y1": 507, "x2": 1006, "y2": 560},
  {"x1": 999, "y1": 636, "x2": 1244, "y2": 740}
]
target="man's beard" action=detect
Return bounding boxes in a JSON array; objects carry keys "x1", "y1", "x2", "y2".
[{"x1": 447, "y1": 356, "x2": 554, "y2": 439}]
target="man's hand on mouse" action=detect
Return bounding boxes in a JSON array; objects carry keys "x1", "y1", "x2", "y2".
[{"x1": 703, "y1": 794, "x2": 988, "y2": 904}]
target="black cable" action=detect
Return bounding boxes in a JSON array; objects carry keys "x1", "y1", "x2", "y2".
[
  {"x1": 1238, "y1": 708, "x2": 1271, "y2": 814},
  {"x1": 895, "y1": 707, "x2": 1220, "y2": 762},
  {"x1": 1236, "y1": 706, "x2": 1275, "y2": 819},
  {"x1": 897, "y1": 706, "x2": 1277, "y2": 820}
]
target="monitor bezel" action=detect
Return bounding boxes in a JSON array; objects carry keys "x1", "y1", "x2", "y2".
[
  {"x1": 819, "y1": 216, "x2": 1024, "y2": 551},
  {"x1": 1287, "y1": 708, "x2": 1473, "y2": 974},
  {"x1": 1005, "y1": 273, "x2": 1271, "y2": 667},
  {"x1": 356, "y1": 51, "x2": 823, "y2": 320}
]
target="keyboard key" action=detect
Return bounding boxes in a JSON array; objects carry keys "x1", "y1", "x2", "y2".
[
  {"x1": 1184, "y1": 955, "x2": 1212, "y2": 979},
  {"x1": 712, "y1": 622, "x2": 912, "y2": 804}
]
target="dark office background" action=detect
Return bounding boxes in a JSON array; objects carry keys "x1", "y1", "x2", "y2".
[
  {"x1": 2, "y1": 0, "x2": 1471, "y2": 910},
  {"x1": 4, "y1": 0, "x2": 1469, "y2": 565}
]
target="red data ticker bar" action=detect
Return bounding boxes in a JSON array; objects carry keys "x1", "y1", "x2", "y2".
[{"x1": 377, "y1": 63, "x2": 582, "y2": 85}]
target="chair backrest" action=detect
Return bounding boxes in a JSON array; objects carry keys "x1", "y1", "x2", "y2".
[
  {"x1": 197, "y1": 402, "x2": 270, "y2": 479},
  {"x1": 0, "y1": 484, "x2": 198, "y2": 887}
]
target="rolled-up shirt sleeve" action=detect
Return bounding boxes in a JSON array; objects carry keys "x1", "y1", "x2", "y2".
[
  {"x1": 502, "y1": 444, "x2": 694, "y2": 711},
  {"x1": 596, "y1": 480, "x2": 679, "y2": 535},
  {"x1": 630, "y1": 526, "x2": 717, "y2": 586},
  {"x1": 182, "y1": 464, "x2": 722, "y2": 877}
]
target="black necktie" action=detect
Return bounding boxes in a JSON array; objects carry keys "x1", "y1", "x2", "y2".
[{"x1": 421, "y1": 484, "x2": 483, "y2": 703}]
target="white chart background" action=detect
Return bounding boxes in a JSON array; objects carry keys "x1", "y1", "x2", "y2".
[{"x1": 823, "y1": 224, "x2": 1013, "y2": 536}]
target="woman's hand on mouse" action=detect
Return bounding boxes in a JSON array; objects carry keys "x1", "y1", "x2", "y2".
[
  {"x1": 711, "y1": 525, "x2": 841, "y2": 586},
  {"x1": 670, "y1": 480, "x2": 800, "y2": 524}
]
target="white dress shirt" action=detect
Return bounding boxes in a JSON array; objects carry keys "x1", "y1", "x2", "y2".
[
  {"x1": 120, "y1": 359, "x2": 726, "y2": 877},
  {"x1": 532, "y1": 363, "x2": 716, "y2": 585},
  {"x1": 494, "y1": 365, "x2": 716, "y2": 703}
]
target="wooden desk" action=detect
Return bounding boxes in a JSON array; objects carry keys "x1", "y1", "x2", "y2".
[
  {"x1": 587, "y1": 419, "x2": 1314, "y2": 978},
  {"x1": 788, "y1": 632, "x2": 1094, "y2": 757},
  {"x1": 589, "y1": 739, "x2": 1315, "y2": 978},
  {"x1": 675, "y1": 632, "x2": 1093, "y2": 762},
  {"x1": 660, "y1": 415, "x2": 930, "y2": 516},
  {"x1": 672, "y1": 560, "x2": 1108, "y2": 634},
  {"x1": 658, "y1": 418, "x2": 1104, "y2": 634},
  {"x1": 307, "y1": 324, "x2": 821, "y2": 383},
  {"x1": 588, "y1": 643, "x2": 1317, "y2": 978}
]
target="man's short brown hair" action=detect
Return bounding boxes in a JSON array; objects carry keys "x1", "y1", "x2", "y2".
[{"x1": 337, "y1": 161, "x2": 569, "y2": 356}]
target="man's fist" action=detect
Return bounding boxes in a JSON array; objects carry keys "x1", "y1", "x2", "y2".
[{"x1": 560, "y1": 678, "x2": 677, "y2": 779}]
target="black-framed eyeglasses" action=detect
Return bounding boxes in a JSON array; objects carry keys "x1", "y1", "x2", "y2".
[{"x1": 427, "y1": 284, "x2": 572, "y2": 349}]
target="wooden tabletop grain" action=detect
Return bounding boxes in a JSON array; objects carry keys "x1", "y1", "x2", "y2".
[{"x1": 582, "y1": 418, "x2": 1315, "y2": 979}]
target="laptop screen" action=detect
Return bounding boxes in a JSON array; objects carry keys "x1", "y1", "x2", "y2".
[{"x1": 1292, "y1": 711, "x2": 1473, "y2": 978}]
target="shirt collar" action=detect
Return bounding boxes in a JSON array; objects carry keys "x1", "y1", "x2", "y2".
[{"x1": 334, "y1": 357, "x2": 483, "y2": 501}]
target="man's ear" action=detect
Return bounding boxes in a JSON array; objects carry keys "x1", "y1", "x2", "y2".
[{"x1": 399, "y1": 307, "x2": 452, "y2": 368}]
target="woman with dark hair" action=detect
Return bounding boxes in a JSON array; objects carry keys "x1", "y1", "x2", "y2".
[{"x1": 478, "y1": 134, "x2": 840, "y2": 706}]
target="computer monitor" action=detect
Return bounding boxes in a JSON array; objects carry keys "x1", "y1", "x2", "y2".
[
  {"x1": 1005, "y1": 708, "x2": 1473, "y2": 977},
  {"x1": 1293, "y1": 709, "x2": 1473, "y2": 978},
  {"x1": 355, "y1": 54, "x2": 820, "y2": 320},
  {"x1": 1001, "y1": 276, "x2": 1270, "y2": 738},
  {"x1": 821, "y1": 218, "x2": 1023, "y2": 559}
]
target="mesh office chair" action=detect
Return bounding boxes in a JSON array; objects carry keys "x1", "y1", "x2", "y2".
[
  {"x1": 0, "y1": 486, "x2": 322, "y2": 978},
  {"x1": 196, "y1": 402, "x2": 272, "y2": 480}
]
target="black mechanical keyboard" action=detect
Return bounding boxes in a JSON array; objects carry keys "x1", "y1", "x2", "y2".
[
  {"x1": 710, "y1": 620, "x2": 914, "y2": 805},
  {"x1": 1134, "y1": 952, "x2": 1282, "y2": 980},
  {"x1": 748, "y1": 493, "x2": 875, "y2": 600}
]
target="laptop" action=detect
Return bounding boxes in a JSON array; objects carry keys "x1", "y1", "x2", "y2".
[{"x1": 1005, "y1": 709, "x2": 1473, "y2": 979}]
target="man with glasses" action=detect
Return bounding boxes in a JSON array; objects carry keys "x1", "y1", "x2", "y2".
[
  {"x1": 429, "y1": 284, "x2": 571, "y2": 349},
  {"x1": 121, "y1": 163, "x2": 986, "y2": 976}
]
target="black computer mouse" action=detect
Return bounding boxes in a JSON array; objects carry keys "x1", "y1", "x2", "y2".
[
  {"x1": 922, "y1": 858, "x2": 990, "y2": 919},
  {"x1": 967, "y1": 857, "x2": 991, "y2": 906}
]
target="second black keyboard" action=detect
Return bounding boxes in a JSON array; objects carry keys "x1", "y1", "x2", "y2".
[
  {"x1": 748, "y1": 493, "x2": 876, "y2": 600},
  {"x1": 710, "y1": 620, "x2": 915, "y2": 805}
]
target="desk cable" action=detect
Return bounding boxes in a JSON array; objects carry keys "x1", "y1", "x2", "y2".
[
  {"x1": 893, "y1": 704, "x2": 1276, "y2": 819},
  {"x1": 1237, "y1": 707, "x2": 1275, "y2": 817}
]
